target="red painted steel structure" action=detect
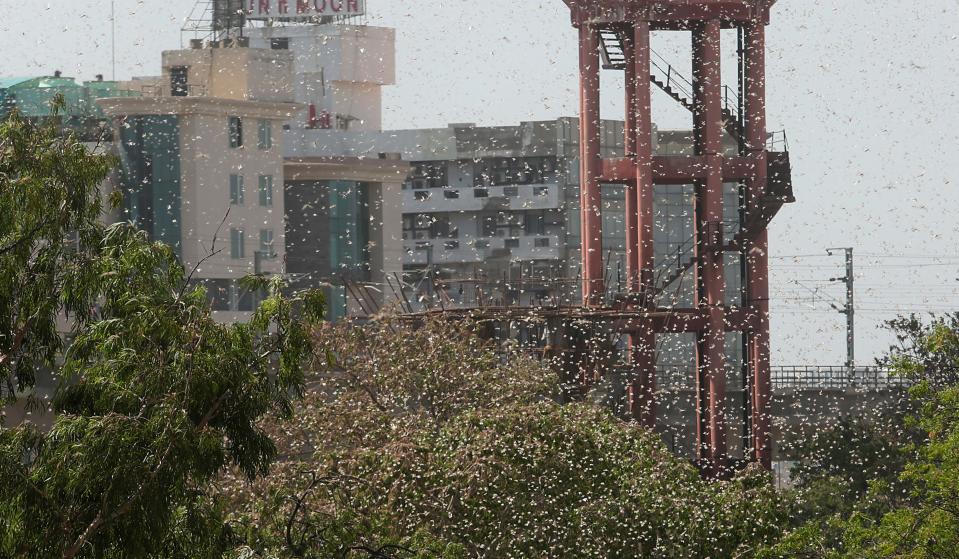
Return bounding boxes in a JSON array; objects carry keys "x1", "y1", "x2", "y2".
[{"x1": 563, "y1": 0, "x2": 780, "y2": 475}]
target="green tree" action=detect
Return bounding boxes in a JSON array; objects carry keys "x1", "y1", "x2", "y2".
[
  {"x1": 0, "y1": 101, "x2": 114, "y2": 402},
  {"x1": 226, "y1": 318, "x2": 785, "y2": 559},
  {"x1": 761, "y1": 315, "x2": 959, "y2": 559},
  {"x1": 0, "y1": 106, "x2": 324, "y2": 558}
]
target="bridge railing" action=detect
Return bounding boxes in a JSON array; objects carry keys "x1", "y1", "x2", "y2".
[
  {"x1": 771, "y1": 366, "x2": 911, "y2": 391},
  {"x1": 648, "y1": 365, "x2": 912, "y2": 391}
]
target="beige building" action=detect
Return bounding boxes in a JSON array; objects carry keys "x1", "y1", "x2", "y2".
[{"x1": 99, "y1": 38, "x2": 405, "y2": 320}]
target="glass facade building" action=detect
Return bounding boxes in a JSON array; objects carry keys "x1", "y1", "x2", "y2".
[{"x1": 116, "y1": 115, "x2": 183, "y2": 255}]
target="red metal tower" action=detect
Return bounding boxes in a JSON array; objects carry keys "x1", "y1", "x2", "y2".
[{"x1": 564, "y1": 0, "x2": 791, "y2": 475}]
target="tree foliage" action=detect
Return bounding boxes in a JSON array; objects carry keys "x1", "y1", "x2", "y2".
[
  {"x1": 0, "y1": 101, "x2": 114, "y2": 402},
  {"x1": 225, "y1": 317, "x2": 785, "y2": 558},
  {"x1": 761, "y1": 315, "x2": 959, "y2": 559},
  {"x1": 0, "y1": 108, "x2": 324, "y2": 558}
]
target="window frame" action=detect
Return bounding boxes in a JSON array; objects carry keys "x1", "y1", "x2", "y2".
[
  {"x1": 229, "y1": 174, "x2": 244, "y2": 206},
  {"x1": 257, "y1": 119, "x2": 272, "y2": 150},
  {"x1": 258, "y1": 175, "x2": 274, "y2": 207},
  {"x1": 230, "y1": 228, "x2": 245, "y2": 259},
  {"x1": 228, "y1": 116, "x2": 243, "y2": 148}
]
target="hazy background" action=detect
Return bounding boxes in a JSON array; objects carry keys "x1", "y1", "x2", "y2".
[{"x1": 2, "y1": 0, "x2": 957, "y2": 366}]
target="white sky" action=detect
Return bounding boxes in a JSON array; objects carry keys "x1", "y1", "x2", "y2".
[{"x1": 2, "y1": 0, "x2": 958, "y2": 366}]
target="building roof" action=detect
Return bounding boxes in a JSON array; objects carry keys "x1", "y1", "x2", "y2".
[{"x1": 0, "y1": 77, "x2": 36, "y2": 89}]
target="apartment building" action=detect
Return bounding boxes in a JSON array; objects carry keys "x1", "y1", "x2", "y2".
[{"x1": 97, "y1": 37, "x2": 405, "y2": 321}]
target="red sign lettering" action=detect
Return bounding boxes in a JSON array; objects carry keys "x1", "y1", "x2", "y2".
[
  {"x1": 314, "y1": 0, "x2": 326, "y2": 13},
  {"x1": 330, "y1": 0, "x2": 343, "y2": 12},
  {"x1": 346, "y1": 0, "x2": 359, "y2": 10},
  {"x1": 259, "y1": 0, "x2": 270, "y2": 14},
  {"x1": 296, "y1": 0, "x2": 310, "y2": 13},
  {"x1": 278, "y1": 0, "x2": 288, "y2": 13}
]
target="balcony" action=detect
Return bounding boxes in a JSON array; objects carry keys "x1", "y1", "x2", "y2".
[
  {"x1": 403, "y1": 235, "x2": 561, "y2": 266},
  {"x1": 403, "y1": 183, "x2": 560, "y2": 213}
]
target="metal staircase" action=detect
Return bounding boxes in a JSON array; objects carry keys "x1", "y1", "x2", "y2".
[
  {"x1": 598, "y1": 28, "x2": 743, "y2": 143},
  {"x1": 651, "y1": 235, "x2": 697, "y2": 298}
]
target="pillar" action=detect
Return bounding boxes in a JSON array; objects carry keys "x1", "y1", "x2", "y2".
[
  {"x1": 744, "y1": 19, "x2": 772, "y2": 469},
  {"x1": 692, "y1": 19, "x2": 728, "y2": 474},
  {"x1": 578, "y1": 24, "x2": 604, "y2": 306},
  {"x1": 630, "y1": 20, "x2": 657, "y2": 428}
]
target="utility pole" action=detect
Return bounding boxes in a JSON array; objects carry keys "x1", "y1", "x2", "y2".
[{"x1": 827, "y1": 248, "x2": 854, "y2": 373}]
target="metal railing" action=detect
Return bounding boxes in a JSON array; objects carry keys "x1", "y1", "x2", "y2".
[
  {"x1": 140, "y1": 83, "x2": 209, "y2": 98},
  {"x1": 766, "y1": 130, "x2": 789, "y2": 152},
  {"x1": 771, "y1": 366, "x2": 910, "y2": 391}
]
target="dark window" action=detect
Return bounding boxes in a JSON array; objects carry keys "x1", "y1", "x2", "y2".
[
  {"x1": 270, "y1": 37, "x2": 290, "y2": 50},
  {"x1": 228, "y1": 116, "x2": 243, "y2": 148},
  {"x1": 414, "y1": 190, "x2": 430, "y2": 201},
  {"x1": 474, "y1": 240, "x2": 490, "y2": 249},
  {"x1": 505, "y1": 238, "x2": 520, "y2": 249},
  {"x1": 534, "y1": 186, "x2": 550, "y2": 197},
  {"x1": 403, "y1": 214, "x2": 433, "y2": 240},
  {"x1": 503, "y1": 186, "x2": 519, "y2": 197},
  {"x1": 474, "y1": 188, "x2": 488, "y2": 198},
  {"x1": 407, "y1": 162, "x2": 448, "y2": 189},
  {"x1": 443, "y1": 189, "x2": 460, "y2": 199},
  {"x1": 534, "y1": 237, "x2": 550, "y2": 248},
  {"x1": 170, "y1": 66, "x2": 188, "y2": 97},
  {"x1": 444, "y1": 240, "x2": 460, "y2": 250},
  {"x1": 525, "y1": 211, "x2": 546, "y2": 235},
  {"x1": 237, "y1": 287, "x2": 254, "y2": 312}
]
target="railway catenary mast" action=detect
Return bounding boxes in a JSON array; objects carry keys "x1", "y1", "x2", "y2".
[{"x1": 563, "y1": 0, "x2": 791, "y2": 476}]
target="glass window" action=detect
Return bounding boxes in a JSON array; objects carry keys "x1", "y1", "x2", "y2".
[
  {"x1": 259, "y1": 229, "x2": 274, "y2": 258},
  {"x1": 257, "y1": 119, "x2": 272, "y2": 150},
  {"x1": 229, "y1": 174, "x2": 244, "y2": 205},
  {"x1": 230, "y1": 228, "x2": 244, "y2": 259},
  {"x1": 228, "y1": 116, "x2": 243, "y2": 148},
  {"x1": 258, "y1": 175, "x2": 273, "y2": 207}
]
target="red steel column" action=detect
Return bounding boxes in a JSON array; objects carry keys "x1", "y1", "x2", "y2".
[
  {"x1": 578, "y1": 24, "x2": 604, "y2": 306},
  {"x1": 633, "y1": 20, "x2": 657, "y2": 428},
  {"x1": 623, "y1": 28, "x2": 639, "y2": 293},
  {"x1": 692, "y1": 19, "x2": 728, "y2": 474},
  {"x1": 744, "y1": 19, "x2": 772, "y2": 469}
]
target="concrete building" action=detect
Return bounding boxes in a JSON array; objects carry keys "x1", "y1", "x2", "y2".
[{"x1": 97, "y1": 36, "x2": 405, "y2": 321}]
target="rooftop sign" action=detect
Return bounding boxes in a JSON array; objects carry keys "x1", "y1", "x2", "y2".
[{"x1": 247, "y1": 0, "x2": 366, "y2": 20}]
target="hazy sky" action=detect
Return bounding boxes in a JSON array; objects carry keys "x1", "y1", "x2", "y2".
[{"x1": 3, "y1": 0, "x2": 958, "y2": 366}]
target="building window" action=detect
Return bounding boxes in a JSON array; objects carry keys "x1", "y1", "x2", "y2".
[
  {"x1": 505, "y1": 238, "x2": 520, "y2": 249},
  {"x1": 170, "y1": 66, "x2": 188, "y2": 97},
  {"x1": 443, "y1": 189, "x2": 460, "y2": 199},
  {"x1": 474, "y1": 188, "x2": 488, "y2": 198},
  {"x1": 259, "y1": 229, "x2": 274, "y2": 258},
  {"x1": 230, "y1": 228, "x2": 245, "y2": 259},
  {"x1": 474, "y1": 240, "x2": 490, "y2": 249},
  {"x1": 258, "y1": 175, "x2": 273, "y2": 207},
  {"x1": 228, "y1": 116, "x2": 243, "y2": 148},
  {"x1": 414, "y1": 190, "x2": 431, "y2": 201},
  {"x1": 534, "y1": 237, "x2": 551, "y2": 248},
  {"x1": 444, "y1": 240, "x2": 460, "y2": 250},
  {"x1": 270, "y1": 37, "x2": 290, "y2": 50},
  {"x1": 229, "y1": 174, "x2": 244, "y2": 205},
  {"x1": 534, "y1": 186, "x2": 550, "y2": 197},
  {"x1": 257, "y1": 119, "x2": 272, "y2": 150},
  {"x1": 503, "y1": 186, "x2": 519, "y2": 197},
  {"x1": 407, "y1": 162, "x2": 447, "y2": 189}
]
